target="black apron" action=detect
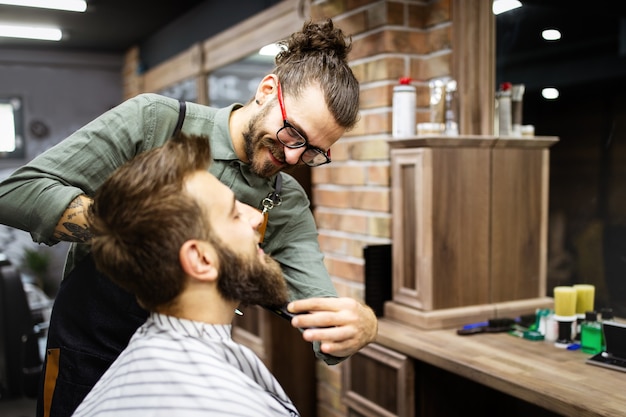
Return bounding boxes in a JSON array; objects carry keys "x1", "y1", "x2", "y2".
[
  {"x1": 36, "y1": 99, "x2": 187, "y2": 417},
  {"x1": 37, "y1": 254, "x2": 148, "y2": 417}
]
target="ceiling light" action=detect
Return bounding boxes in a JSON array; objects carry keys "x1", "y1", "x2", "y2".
[
  {"x1": 492, "y1": 0, "x2": 522, "y2": 15},
  {"x1": 0, "y1": 0, "x2": 86, "y2": 12},
  {"x1": 542, "y1": 87, "x2": 559, "y2": 100},
  {"x1": 542, "y1": 29, "x2": 561, "y2": 41},
  {"x1": 0, "y1": 24, "x2": 62, "y2": 41}
]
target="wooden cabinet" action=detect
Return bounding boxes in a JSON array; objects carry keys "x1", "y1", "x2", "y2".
[
  {"x1": 343, "y1": 344, "x2": 414, "y2": 417},
  {"x1": 385, "y1": 136, "x2": 558, "y2": 329}
]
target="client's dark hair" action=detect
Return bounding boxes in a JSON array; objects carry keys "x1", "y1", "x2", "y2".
[{"x1": 88, "y1": 133, "x2": 212, "y2": 311}]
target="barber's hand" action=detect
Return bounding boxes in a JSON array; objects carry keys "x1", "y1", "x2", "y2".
[{"x1": 287, "y1": 297, "x2": 378, "y2": 359}]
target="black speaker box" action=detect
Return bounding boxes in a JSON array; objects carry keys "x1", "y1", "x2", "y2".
[{"x1": 363, "y1": 244, "x2": 392, "y2": 317}]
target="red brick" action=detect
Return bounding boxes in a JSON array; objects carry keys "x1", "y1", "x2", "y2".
[
  {"x1": 350, "y1": 138, "x2": 390, "y2": 161},
  {"x1": 314, "y1": 189, "x2": 352, "y2": 209},
  {"x1": 352, "y1": 56, "x2": 405, "y2": 84},
  {"x1": 412, "y1": 51, "x2": 452, "y2": 81},
  {"x1": 329, "y1": 140, "x2": 350, "y2": 162},
  {"x1": 314, "y1": 209, "x2": 368, "y2": 234},
  {"x1": 318, "y1": 233, "x2": 370, "y2": 257},
  {"x1": 388, "y1": 2, "x2": 408, "y2": 26},
  {"x1": 324, "y1": 255, "x2": 364, "y2": 282},
  {"x1": 369, "y1": 215, "x2": 392, "y2": 238},
  {"x1": 332, "y1": 279, "x2": 366, "y2": 301},
  {"x1": 333, "y1": 11, "x2": 367, "y2": 36},
  {"x1": 310, "y1": 0, "x2": 347, "y2": 19},
  {"x1": 313, "y1": 165, "x2": 367, "y2": 185},
  {"x1": 360, "y1": 84, "x2": 392, "y2": 109},
  {"x1": 367, "y1": 164, "x2": 391, "y2": 186}
]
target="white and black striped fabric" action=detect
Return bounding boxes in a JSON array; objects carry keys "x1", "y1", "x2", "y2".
[{"x1": 72, "y1": 312, "x2": 299, "y2": 417}]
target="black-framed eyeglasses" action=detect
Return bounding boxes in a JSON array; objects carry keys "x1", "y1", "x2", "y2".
[{"x1": 276, "y1": 81, "x2": 331, "y2": 167}]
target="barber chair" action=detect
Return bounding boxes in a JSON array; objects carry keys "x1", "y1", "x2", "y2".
[{"x1": 0, "y1": 254, "x2": 43, "y2": 399}]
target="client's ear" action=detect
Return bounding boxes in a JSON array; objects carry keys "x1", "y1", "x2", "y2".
[{"x1": 179, "y1": 240, "x2": 218, "y2": 282}]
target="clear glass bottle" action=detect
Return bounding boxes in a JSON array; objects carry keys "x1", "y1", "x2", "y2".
[{"x1": 581, "y1": 311, "x2": 603, "y2": 354}]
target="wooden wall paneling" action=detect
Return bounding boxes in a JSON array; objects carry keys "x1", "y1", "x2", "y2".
[
  {"x1": 142, "y1": 43, "x2": 203, "y2": 94},
  {"x1": 391, "y1": 149, "x2": 433, "y2": 311},
  {"x1": 490, "y1": 146, "x2": 551, "y2": 302},
  {"x1": 267, "y1": 311, "x2": 317, "y2": 417},
  {"x1": 390, "y1": 144, "x2": 492, "y2": 312},
  {"x1": 451, "y1": 0, "x2": 495, "y2": 136},
  {"x1": 195, "y1": 74, "x2": 208, "y2": 105},
  {"x1": 231, "y1": 305, "x2": 318, "y2": 416},
  {"x1": 231, "y1": 305, "x2": 269, "y2": 364},
  {"x1": 430, "y1": 147, "x2": 491, "y2": 309},
  {"x1": 202, "y1": 0, "x2": 306, "y2": 74},
  {"x1": 342, "y1": 343, "x2": 415, "y2": 417}
]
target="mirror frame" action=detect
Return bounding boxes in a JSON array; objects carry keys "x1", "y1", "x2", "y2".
[{"x1": 0, "y1": 96, "x2": 25, "y2": 160}]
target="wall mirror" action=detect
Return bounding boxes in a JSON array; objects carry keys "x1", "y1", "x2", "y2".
[
  {"x1": 495, "y1": 1, "x2": 626, "y2": 317},
  {"x1": 207, "y1": 51, "x2": 274, "y2": 107},
  {"x1": 0, "y1": 96, "x2": 24, "y2": 159},
  {"x1": 156, "y1": 77, "x2": 198, "y2": 102}
]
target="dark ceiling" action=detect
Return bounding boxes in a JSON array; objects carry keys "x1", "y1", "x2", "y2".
[
  {"x1": 1, "y1": 0, "x2": 625, "y2": 91},
  {"x1": 496, "y1": 0, "x2": 626, "y2": 92},
  {"x1": 0, "y1": 0, "x2": 207, "y2": 53}
]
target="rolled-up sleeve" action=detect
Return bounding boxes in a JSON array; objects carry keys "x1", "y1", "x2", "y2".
[{"x1": 0, "y1": 93, "x2": 182, "y2": 245}]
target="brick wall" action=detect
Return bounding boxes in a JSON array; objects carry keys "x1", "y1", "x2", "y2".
[{"x1": 309, "y1": 1, "x2": 453, "y2": 416}]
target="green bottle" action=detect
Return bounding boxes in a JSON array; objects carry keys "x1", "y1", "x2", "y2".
[{"x1": 581, "y1": 311, "x2": 602, "y2": 355}]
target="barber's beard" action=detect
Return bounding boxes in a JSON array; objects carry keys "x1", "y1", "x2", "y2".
[
  {"x1": 242, "y1": 108, "x2": 286, "y2": 179},
  {"x1": 214, "y1": 241, "x2": 289, "y2": 308}
]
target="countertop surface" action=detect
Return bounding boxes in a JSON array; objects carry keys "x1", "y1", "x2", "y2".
[{"x1": 377, "y1": 318, "x2": 626, "y2": 417}]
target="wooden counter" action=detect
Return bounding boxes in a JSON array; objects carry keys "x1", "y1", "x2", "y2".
[{"x1": 371, "y1": 318, "x2": 625, "y2": 417}]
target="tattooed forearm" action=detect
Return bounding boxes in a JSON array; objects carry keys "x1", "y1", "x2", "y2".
[
  {"x1": 58, "y1": 222, "x2": 93, "y2": 242},
  {"x1": 67, "y1": 197, "x2": 85, "y2": 209},
  {"x1": 53, "y1": 195, "x2": 94, "y2": 242}
]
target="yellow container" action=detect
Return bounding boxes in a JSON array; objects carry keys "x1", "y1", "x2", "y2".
[
  {"x1": 553, "y1": 286, "x2": 577, "y2": 317},
  {"x1": 573, "y1": 284, "x2": 595, "y2": 315}
]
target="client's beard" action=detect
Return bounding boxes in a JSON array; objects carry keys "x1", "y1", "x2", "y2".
[{"x1": 214, "y1": 242, "x2": 289, "y2": 308}]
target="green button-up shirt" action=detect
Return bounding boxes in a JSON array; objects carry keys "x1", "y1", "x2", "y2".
[{"x1": 0, "y1": 93, "x2": 340, "y2": 363}]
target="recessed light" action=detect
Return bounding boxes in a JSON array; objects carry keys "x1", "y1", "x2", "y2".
[
  {"x1": 542, "y1": 87, "x2": 559, "y2": 100},
  {"x1": 542, "y1": 29, "x2": 562, "y2": 41}
]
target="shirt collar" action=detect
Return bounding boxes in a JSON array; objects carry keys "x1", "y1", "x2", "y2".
[
  {"x1": 210, "y1": 103, "x2": 279, "y2": 189},
  {"x1": 149, "y1": 312, "x2": 232, "y2": 341},
  {"x1": 210, "y1": 103, "x2": 242, "y2": 162}
]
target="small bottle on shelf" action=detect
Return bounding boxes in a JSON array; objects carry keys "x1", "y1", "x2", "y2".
[
  {"x1": 497, "y1": 82, "x2": 513, "y2": 136},
  {"x1": 392, "y1": 77, "x2": 416, "y2": 138}
]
